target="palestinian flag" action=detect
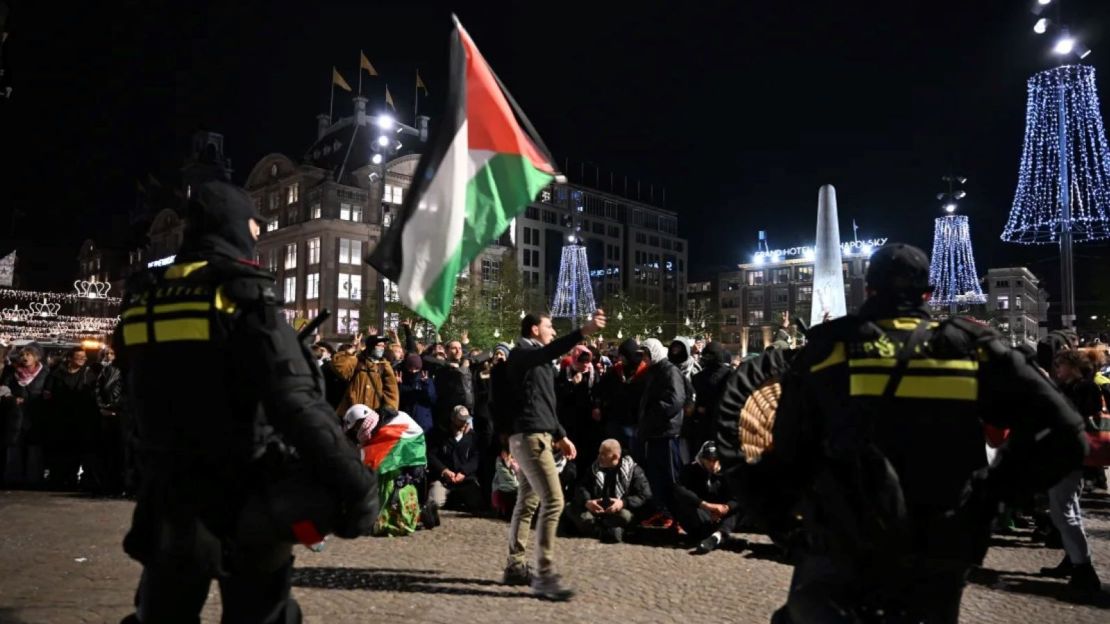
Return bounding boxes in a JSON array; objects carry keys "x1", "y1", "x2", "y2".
[
  {"x1": 367, "y1": 16, "x2": 561, "y2": 327},
  {"x1": 360, "y1": 412, "x2": 427, "y2": 474}
]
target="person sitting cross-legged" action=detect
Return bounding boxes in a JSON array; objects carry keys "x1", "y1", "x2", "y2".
[
  {"x1": 427, "y1": 405, "x2": 489, "y2": 512},
  {"x1": 567, "y1": 439, "x2": 652, "y2": 543},
  {"x1": 673, "y1": 441, "x2": 742, "y2": 554}
]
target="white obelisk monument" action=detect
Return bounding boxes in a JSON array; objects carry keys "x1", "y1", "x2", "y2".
[{"x1": 810, "y1": 184, "x2": 847, "y2": 327}]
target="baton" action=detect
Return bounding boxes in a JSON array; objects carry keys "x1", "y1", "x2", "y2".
[{"x1": 298, "y1": 308, "x2": 331, "y2": 342}]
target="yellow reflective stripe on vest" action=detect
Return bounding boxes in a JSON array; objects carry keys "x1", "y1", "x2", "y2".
[
  {"x1": 121, "y1": 306, "x2": 146, "y2": 319},
  {"x1": 152, "y1": 301, "x2": 211, "y2": 315},
  {"x1": 164, "y1": 261, "x2": 208, "y2": 280},
  {"x1": 122, "y1": 322, "x2": 149, "y2": 345},
  {"x1": 850, "y1": 374, "x2": 978, "y2": 400},
  {"x1": 214, "y1": 285, "x2": 237, "y2": 314},
  {"x1": 850, "y1": 358, "x2": 979, "y2": 372},
  {"x1": 153, "y1": 318, "x2": 210, "y2": 342}
]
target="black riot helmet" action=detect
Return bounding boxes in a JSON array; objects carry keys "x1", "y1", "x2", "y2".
[{"x1": 179, "y1": 181, "x2": 270, "y2": 261}]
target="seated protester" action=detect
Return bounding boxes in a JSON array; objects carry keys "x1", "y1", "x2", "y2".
[
  {"x1": 567, "y1": 439, "x2": 652, "y2": 543},
  {"x1": 427, "y1": 405, "x2": 489, "y2": 512},
  {"x1": 491, "y1": 448, "x2": 520, "y2": 519},
  {"x1": 673, "y1": 441, "x2": 741, "y2": 554},
  {"x1": 344, "y1": 404, "x2": 428, "y2": 536}
]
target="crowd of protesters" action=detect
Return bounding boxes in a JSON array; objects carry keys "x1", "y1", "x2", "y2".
[{"x1": 2, "y1": 311, "x2": 1107, "y2": 594}]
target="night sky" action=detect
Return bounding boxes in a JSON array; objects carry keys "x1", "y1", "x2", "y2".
[{"x1": 3, "y1": 0, "x2": 1110, "y2": 308}]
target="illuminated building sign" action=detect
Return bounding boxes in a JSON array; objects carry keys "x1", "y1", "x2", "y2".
[
  {"x1": 147, "y1": 255, "x2": 177, "y2": 268},
  {"x1": 752, "y1": 238, "x2": 888, "y2": 264}
]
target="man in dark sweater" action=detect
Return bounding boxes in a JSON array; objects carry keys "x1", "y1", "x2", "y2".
[
  {"x1": 503, "y1": 309, "x2": 605, "y2": 602},
  {"x1": 673, "y1": 441, "x2": 741, "y2": 554}
]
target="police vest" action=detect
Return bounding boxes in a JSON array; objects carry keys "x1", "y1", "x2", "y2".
[{"x1": 117, "y1": 259, "x2": 264, "y2": 463}]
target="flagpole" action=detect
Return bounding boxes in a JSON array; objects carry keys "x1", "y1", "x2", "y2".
[
  {"x1": 329, "y1": 74, "x2": 335, "y2": 124},
  {"x1": 358, "y1": 52, "x2": 363, "y2": 96},
  {"x1": 414, "y1": 69, "x2": 419, "y2": 120}
]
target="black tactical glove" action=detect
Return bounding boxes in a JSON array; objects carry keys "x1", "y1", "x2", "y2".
[{"x1": 334, "y1": 474, "x2": 379, "y2": 539}]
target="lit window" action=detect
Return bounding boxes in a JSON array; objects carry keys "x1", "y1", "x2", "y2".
[
  {"x1": 997, "y1": 295, "x2": 1010, "y2": 311},
  {"x1": 307, "y1": 238, "x2": 321, "y2": 265},
  {"x1": 339, "y1": 238, "x2": 362, "y2": 264},
  {"x1": 340, "y1": 202, "x2": 363, "y2": 221},
  {"x1": 282, "y1": 309, "x2": 296, "y2": 325},
  {"x1": 310, "y1": 203, "x2": 321, "y2": 219},
  {"x1": 339, "y1": 308, "x2": 360, "y2": 334},
  {"x1": 284, "y1": 243, "x2": 297, "y2": 270},
  {"x1": 384, "y1": 279, "x2": 400, "y2": 303},
  {"x1": 384, "y1": 184, "x2": 404, "y2": 205},
  {"x1": 287, "y1": 183, "x2": 299, "y2": 204},
  {"x1": 1015, "y1": 296, "x2": 1023, "y2": 310},
  {"x1": 749, "y1": 309, "x2": 765, "y2": 324},
  {"x1": 306, "y1": 272, "x2": 320, "y2": 299},
  {"x1": 266, "y1": 219, "x2": 279, "y2": 232},
  {"x1": 797, "y1": 286, "x2": 813, "y2": 302},
  {"x1": 338, "y1": 272, "x2": 362, "y2": 300},
  {"x1": 747, "y1": 271, "x2": 764, "y2": 286},
  {"x1": 283, "y1": 276, "x2": 296, "y2": 302}
]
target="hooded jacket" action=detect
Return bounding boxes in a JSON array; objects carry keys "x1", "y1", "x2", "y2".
[
  {"x1": 669, "y1": 336, "x2": 702, "y2": 380},
  {"x1": 639, "y1": 338, "x2": 686, "y2": 439},
  {"x1": 690, "y1": 342, "x2": 733, "y2": 447}
]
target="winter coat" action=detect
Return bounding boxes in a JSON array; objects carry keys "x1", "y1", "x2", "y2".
[
  {"x1": 574, "y1": 455, "x2": 652, "y2": 511},
  {"x1": 334, "y1": 352, "x2": 399, "y2": 415},
  {"x1": 688, "y1": 343, "x2": 733, "y2": 447},
  {"x1": 507, "y1": 330, "x2": 585, "y2": 439},
  {"x1": 674, "y1": 460, "x2": 739, "y2": 512},
  {"x1": 1, "y1": 364, "x2": 48, "y2": 445},
  {"x1": 398, "y1": 371, "x2": 437, "y2": 433},
  {"x1": 96, "y1": 363, "x2": 123, "y2": 413},
  {"x1": 669, "y1": 336, "x2": 702, "y2": 381},
  {"x1": 593, "y1": 341, "x2": 650, "y2": 429},
  {"x1": 492, "y1": 454, "x2": 519, "y2": 492},
  {"x1": 426, "y1": 360, "x2": 474, "y2": 421},
  {"x1": 639, "y1": 339, "x2": 686, "y2": 439}
]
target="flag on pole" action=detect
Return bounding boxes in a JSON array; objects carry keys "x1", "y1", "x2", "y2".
[
  {"x1": 359, "y1": 51, "x2": 378, "y2": 77},
  {"x1": 416, "y1": 70, "x2": 428, "y2": 95},
  {"x1": 367, "y1": 16, "x2": 560, "y2": 327},
  {"x1": 384, "y1": 84, "x2": 395, "y2": 110},
  {"x1": 332, "y1": 67, "x2": 352, "y2": 92}
]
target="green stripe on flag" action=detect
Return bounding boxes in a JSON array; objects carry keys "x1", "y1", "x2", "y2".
[{"x1": 412, "y1": 153, "x2": 554, "y2": 326}]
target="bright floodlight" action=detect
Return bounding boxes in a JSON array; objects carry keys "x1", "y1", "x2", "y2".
[
  {"x1": 1054, "y1": 34, "x2": 1075, "y2": 56},
  {"x1": 944, "y1": 202, "x2": 957, "y2": 213},
  {"x1": 377, "y1": 114, "x2": 395, "y2": 130},
  {"x1": 377, "y1": 135, "x2": 390, "y2": 147},
  {"x1": 803, "y1": 248, "x2": 815, "y2": 260},
  {"x1": 371, "y1": 153, "x2": 383, "y2": 165},
  {"x1": 754, "y1": 254, "x2": 766, "y2": 265},
  {"x1": 1037, "y1": 0, "x2": 1051, "y2": 5},
  {"x1": 1034, "y1": 18, "x2": 1048, "y2": 35},
  {"x1": 861, "y1": 244, "x2": 873, "y2": 256}
]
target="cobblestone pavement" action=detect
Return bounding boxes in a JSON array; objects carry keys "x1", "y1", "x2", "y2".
[{"x1": 0, "y1": 489, "x2": 1108, "y2": 623}]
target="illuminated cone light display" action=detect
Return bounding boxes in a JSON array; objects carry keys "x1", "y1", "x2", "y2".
[
  {"x1": 1002, "y1": 64, "x2": 1110, "y2": 327},
  {"x1": 928, "y1": 215, "x2": 986, "y2": 310},
  {"x1": 550, "y1": 241, "x2": 596, "y2": 320}
]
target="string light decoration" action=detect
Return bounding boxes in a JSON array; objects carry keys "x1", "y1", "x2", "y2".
[
  {"x1": 1003, "y1": 65, "x2": 1110, "y2": 244},
  {"x1": 550, "y1": 242, "x2": 596, "y2": 320},
  {"x1": 929, "y1": 215, "x2": 986, "y2": 307},
  {"x1": 0, "y1": 314, "x2": 119, "y2": 343},
  {"x1": 0, "y1": 287, "x2": 121, "y2": 305}
]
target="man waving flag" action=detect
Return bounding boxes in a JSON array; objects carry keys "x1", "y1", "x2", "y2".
[{"x1": 367, "y1": 16, "x2": 563, "y2": 327}]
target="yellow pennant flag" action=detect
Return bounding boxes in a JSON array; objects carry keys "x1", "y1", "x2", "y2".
[
  {"x1": 385, "y1": 84, "x2": 395, "y2": 110},
  {"x1": 416, "y1": 70, "x2": 428, "y2": 95},
  {"x1": 332, "y1": 67, "x2": 352, "y2": 92},
  {"x1": 360, "y1": 51, "x2": 378, "y2": 77}
]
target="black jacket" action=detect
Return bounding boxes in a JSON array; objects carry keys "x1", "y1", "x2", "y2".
[
  {"x1": 507, "y1": 330, "x2": 585, "y2": 440},
  {"x1": 428, "y1": 360, "x2": 474, "y2": 418},
  {"x1": 638, "y1": 360, "x2": 686, "y2": 439},
  {"x1": 689, "y1": 343, "x2": 732, "y2": 447},
  {"x1": 426, "y1": 424, "x2": 490, "y2": 481},
  {"x1": 96, "y1": 363, "x2": 123, "y2": 413},
  {"x1": 762, "y1": 304, "x2": 1087, "y2": 563},
  {"x1": 674, "y1": 461, "x2": 738, "y2": 512}
]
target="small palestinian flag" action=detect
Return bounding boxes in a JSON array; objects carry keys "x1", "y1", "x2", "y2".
[
  {"x1": 360, "y1": 411, "x2": 427, "y2": 474},
  {"x1": 368, "y1": 16, "x2": 561, "y2": 327}
]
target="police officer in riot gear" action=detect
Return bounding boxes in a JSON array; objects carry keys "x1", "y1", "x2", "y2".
[
  {"x1": 758, "y1": 243, "x2": 1087, "y2": 623},
  {"x1": 115, "y1": 181, "x2": 377, "y2": 624}
]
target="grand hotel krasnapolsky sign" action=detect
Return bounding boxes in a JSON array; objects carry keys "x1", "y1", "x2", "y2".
[{"x1": 752, "y1": 237, "x2": 888, "y2": 261}]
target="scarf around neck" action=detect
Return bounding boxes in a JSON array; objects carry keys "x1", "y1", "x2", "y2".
[{"x1": 15, "y1": 362, "x2": 43, "y2": 387}]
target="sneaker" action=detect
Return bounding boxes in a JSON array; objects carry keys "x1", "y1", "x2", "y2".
[
  {"x1": 1040, "y1": 555, "x2": 1074, "y2": 578},
  {"x1": 695, "y1": 532, "x2": 722, "y2": 555},
  {"x1": 531, "y1": 574, "x2": 575, "y2": 601},
  {"x1": 502, "y1": 562, "x2": 532, "y2": 586},
  {"x1": 420, "y1": 501, "x2": 441, "y2": 529}
]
